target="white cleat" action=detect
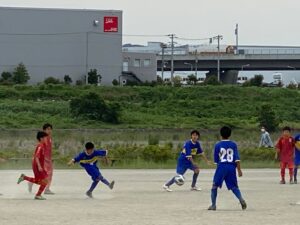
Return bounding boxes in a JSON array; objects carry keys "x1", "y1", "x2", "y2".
[
  {"x1": 163, "y1": 185, "x2": 173, "y2": 192},
  {"x1": 191, "y1": 186, "x2": 202, "y2": 191}
]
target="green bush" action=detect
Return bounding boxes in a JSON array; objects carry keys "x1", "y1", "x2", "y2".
[
  {"x1": 239, "y1": 148, "x2": 276, "y2": 161},
  {"x1": 44, "y1": 77, "x2": 61, "y2": 84},
  {"x1": 257, "y1": 104, "x2": 280, "y2": 132},
  {"x1": 69, "y1": 92, "x2": 120, "y2": 123},
  {"x1": 141, "y1": 144, "x2": 174, "y2": 162}
]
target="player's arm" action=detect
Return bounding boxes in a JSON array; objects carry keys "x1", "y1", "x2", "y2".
[
  {"x1": 68, "y1": 152, "x2": 82, "y2": 166},
  {"x1": 199, "y1": 153, "x2": 212, "y2": 165},
  {"x1": 95, "y1": 149, "x2": 110, "y2": 165},
  {"x1": 236, "y1": 161, "x2": 242, "y2": 177},
  {"x1": 34, "y1": 147, "x2": 44, "y2": 171}
]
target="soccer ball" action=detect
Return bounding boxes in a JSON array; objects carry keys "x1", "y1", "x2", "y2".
[{"x1": 174, "y1": 175, "x2": 185, "y2": 186}]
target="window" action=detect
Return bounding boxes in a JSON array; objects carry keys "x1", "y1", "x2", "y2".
[
  {"x1": 134, "y1": 59, "x2": 141, "y2": 67},
  {"x1": 123, "y1": 62, "x2": 129, "y2": 72},
  {"x1": 144, "y1": 59, "x2": 151, "y2": 67}
]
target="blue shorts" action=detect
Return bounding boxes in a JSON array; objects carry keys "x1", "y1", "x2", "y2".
[
  {"x1": 176, "y1": 158, "x2": 197, "y2": 175},
  {"x1": 295, "y1": 151, "x2": 300, "y2": 166},
  {"x1": 213, "y1": 164, "x2": 238, "y2": 190},
  {"x1": 83, "y1": 165, "x2": 102, "y2": 181}
]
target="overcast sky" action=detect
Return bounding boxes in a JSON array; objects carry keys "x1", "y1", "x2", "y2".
[{"x1": 0, "y1": 0, "x2": 299, "y2": 46}]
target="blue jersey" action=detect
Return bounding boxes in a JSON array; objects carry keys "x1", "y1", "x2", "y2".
[
  {"x1": 179, "y1": 140, "x2": 203, "y2": 161},
  {"x1": 214, "y1": 140, "x2": 240, "y2": 165},
  {"x1": 176, "y1": 140, "x2": 203, "y2": 175},
  {"x1": 213, "y1": 140, "x2": 240, "y2": 190},
  {"x1": 294, "y1": 134, "x2": 300, "y2": 165},
  {"x1": 73, "y1": 149, "x2": 107, "y2": 181}
]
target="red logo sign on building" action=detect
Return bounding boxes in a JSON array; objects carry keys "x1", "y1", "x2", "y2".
[{"x1": 104, "y1": 16, "x2": 118, "y2": 32}]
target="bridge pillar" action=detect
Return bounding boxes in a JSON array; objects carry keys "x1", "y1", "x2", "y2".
[{"x1": 206, "y1": 70, "x2": 238, "y2": 84}]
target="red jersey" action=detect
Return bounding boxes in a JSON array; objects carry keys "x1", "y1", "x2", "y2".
[
  {"x1": 44, "y1": 136, "x2": 52, "y2": 161},
  {"x1": 276, "y1": 136, "x2": 295, "y2": 163},
  {"x1": 32, "y1": 143, "x2": 48, "y2": 180}
]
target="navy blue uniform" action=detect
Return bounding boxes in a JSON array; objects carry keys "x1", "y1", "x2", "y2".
[
  {"x1": 213, "y1": 140, "x2": 240, "y2": 190},
  {"x1": 294, "y1": 134, "x2": 300, "y2": 166}
]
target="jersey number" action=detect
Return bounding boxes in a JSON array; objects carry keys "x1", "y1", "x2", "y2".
[{"x1": 220, "y1": 148, "x2": 234, "y2": 162}]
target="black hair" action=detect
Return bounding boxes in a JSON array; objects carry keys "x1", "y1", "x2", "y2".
[
  {"x1": 42, "y1": 123, "x2": 53, "y2": 130},
  {"x1": 220, "y1": 126, "x2": 231, "y2": 139},
  {"x1": 36, "y1": 131, "x2": 48, "y2": 141},
  {"x1": 282, "y1": 126, "x2": 291, "y2": 132},
  {"x1": 85, "y1": 142, "x2": 95, "y2": 150},
  {"x1": 190, "y1": 130, "x2": 200, "y2": 137}
]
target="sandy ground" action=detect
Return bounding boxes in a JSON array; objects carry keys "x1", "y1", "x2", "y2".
[{"x1": 0, "y1": 169, "x2": 299, "y2": 225}]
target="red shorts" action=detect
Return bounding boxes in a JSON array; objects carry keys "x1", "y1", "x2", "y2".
[{"x1": 280, "y1": 161, "x2": 294, "y2": 169}]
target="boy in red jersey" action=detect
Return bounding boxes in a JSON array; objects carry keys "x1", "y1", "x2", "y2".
[
  {"x1": 17, "y1": 131, "x2": 49, "y2": 200},
  {"x1": 28, "y1": 123, "x2": 54, "y2": 194},
  {"x1": 275, "y1": 126, "x2": 295, "y2": 184},
  {"x1": 43, "y1": 123, "x2": 54, "y2": 194}
]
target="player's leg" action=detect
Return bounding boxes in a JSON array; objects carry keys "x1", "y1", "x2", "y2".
[
  {"x1": 18, "y1": 174, "x2": 36, "y2": 184},
  {"x1": 208, "y1": 167, "x2": 224, "y2": 210},
  {"x1": 191, "y1": 167, "x2": 201, "y2": 191},
  {"x1": 35, "y1": 179, "x2": 48, "y2": 200},
  {"x1": 288, "y1": 162, "x2": 294, "y2": 184},
  {"x1": 294, "y1": 164, "x2": 299, "y2": 184},
  {"x1": 280, "y1": 162, "x2": 286, "y2": 184},
  {"x1": 163, "y1": 164, "x2": 187, "y2": 191},
  {"x1": 226, "y1": 168, "x2": 247, "y2": 210},
  {"x1": 86, "y1": 179, "x2": 99, "y2": 198},
  {"x1": 44, "y1": 163, "x2": 54, "y2": 194}
]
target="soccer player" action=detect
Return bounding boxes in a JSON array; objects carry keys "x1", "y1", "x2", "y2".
[
  {"x1": 17, "y1": 131, "x2": 49, "y2": 200},
  {"x1": 28, "y1": 123, "x2": 54, "y2": 194},
  {"x1": 208, "y1": 126, "x2": 247, "y2": 211},
  {"x1": 275, "y1": 126, "x2": 295, "y2": 184},
  {"x1": 293, "y1": 133, "x2": 300, "y2": 184},
  {"x1": 163, "y1": 130, "x2": 211, "y2": 192},
  {"x1": 68, "y1": 142, "x2": 115, "y2": 198}
]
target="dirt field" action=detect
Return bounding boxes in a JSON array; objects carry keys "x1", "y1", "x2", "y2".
[{"x1": 0, "y1": 169, "x2": 299, "y2": 225}]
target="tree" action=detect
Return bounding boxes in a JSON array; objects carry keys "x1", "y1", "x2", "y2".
[
  {"x1": 187, "y1": 74, "x2": 197, "y2": 85},
  {"x1": 70, "y1": 92, "x2": 120, "y2": 123},
  {"x1": 44, "y1": 77, "x2": 61, "y2": 84},
  {"x1": 203, "y1": 75, "x2": 221, "y2": 85},
  {"x1": 1, "y1": 71, "x2": 12, "y2": 81},
  {"x1": 173, "y1": 76, "x2": 182, "y2": 87},
  {"x1": 112, "y1": 79, "x2": 119, "y2": 86},
  {"x1": 257, "y1": 104, "x2": 280, "y2": 132},
  {"x1": 249, "y1": 74, "x2": 264, "y2": 86},
  {"x1": 87, "y1": 69, "x2": 101, "y2": 85},
  {"x1": 12, "y1": 63, "x2": 30, "y2": 84},
  {"x1": 64, "y1": 75, "x2": 72, "y2": 85}
]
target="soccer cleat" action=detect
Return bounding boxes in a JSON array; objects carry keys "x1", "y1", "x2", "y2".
[
  {"x1": 17, "y1": 174, "x2": 25, "y2": 184},
  {"x1": 191, "y1": 186, "x2": 202, "y2": 191},
  {"x1": 280, "y1": 180, "x2": 286, "y2": 184},
  {"x1": 208, "y1": 205, "x2": 216, "y2": 210},
  {"x1": 294, "y1": 179, "x2": 298, "y2": 184},
  {"x1": 163, "y1": 184, "x2": 173, "y2": 192},
  {"x1": 240, "y1": 199, "x2": 247, "y2": 210},
  {"x1": 109, "y1": 181, "x2": 115, "y2": 190},
  {"x1": 34, "y1": 195, "x2": 46, "y2": 200},
  {"x1": 44, "y1": 189, "x2": 55, "y2": 195},
  {"x1": 28, "y1": 182, "x2": 33, "y2": 193},
  {"x1": 86, "y1": 191, "x2": 93, "y2": 198}
]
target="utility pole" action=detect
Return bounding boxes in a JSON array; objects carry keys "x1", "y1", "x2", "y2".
[
  {"x1": 235, "y1": 23, "x2": 239, "y2": 54},
  {"x1": 195, "y1": 49, "x2": 198, "y2": 79},
  {"x1": 213, "y1": 35, "x2": 223, "y2": 82},
  {"x1": 168, "y1": 34, "x2": 176, "y2": 86},
  {"x1": 85, "y1": 32, "x2": 89, "y2": 85},
  {"x1": 160, "y1": 43, "x2": 167, "y2": 82}
]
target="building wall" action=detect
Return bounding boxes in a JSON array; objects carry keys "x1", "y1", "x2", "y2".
[
  {"x1": 122, "y1": 52, "x2": 157, "y2": 83},
  {"x1": 0, "y1": 7, "x2": 122, "y2": 85}
]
